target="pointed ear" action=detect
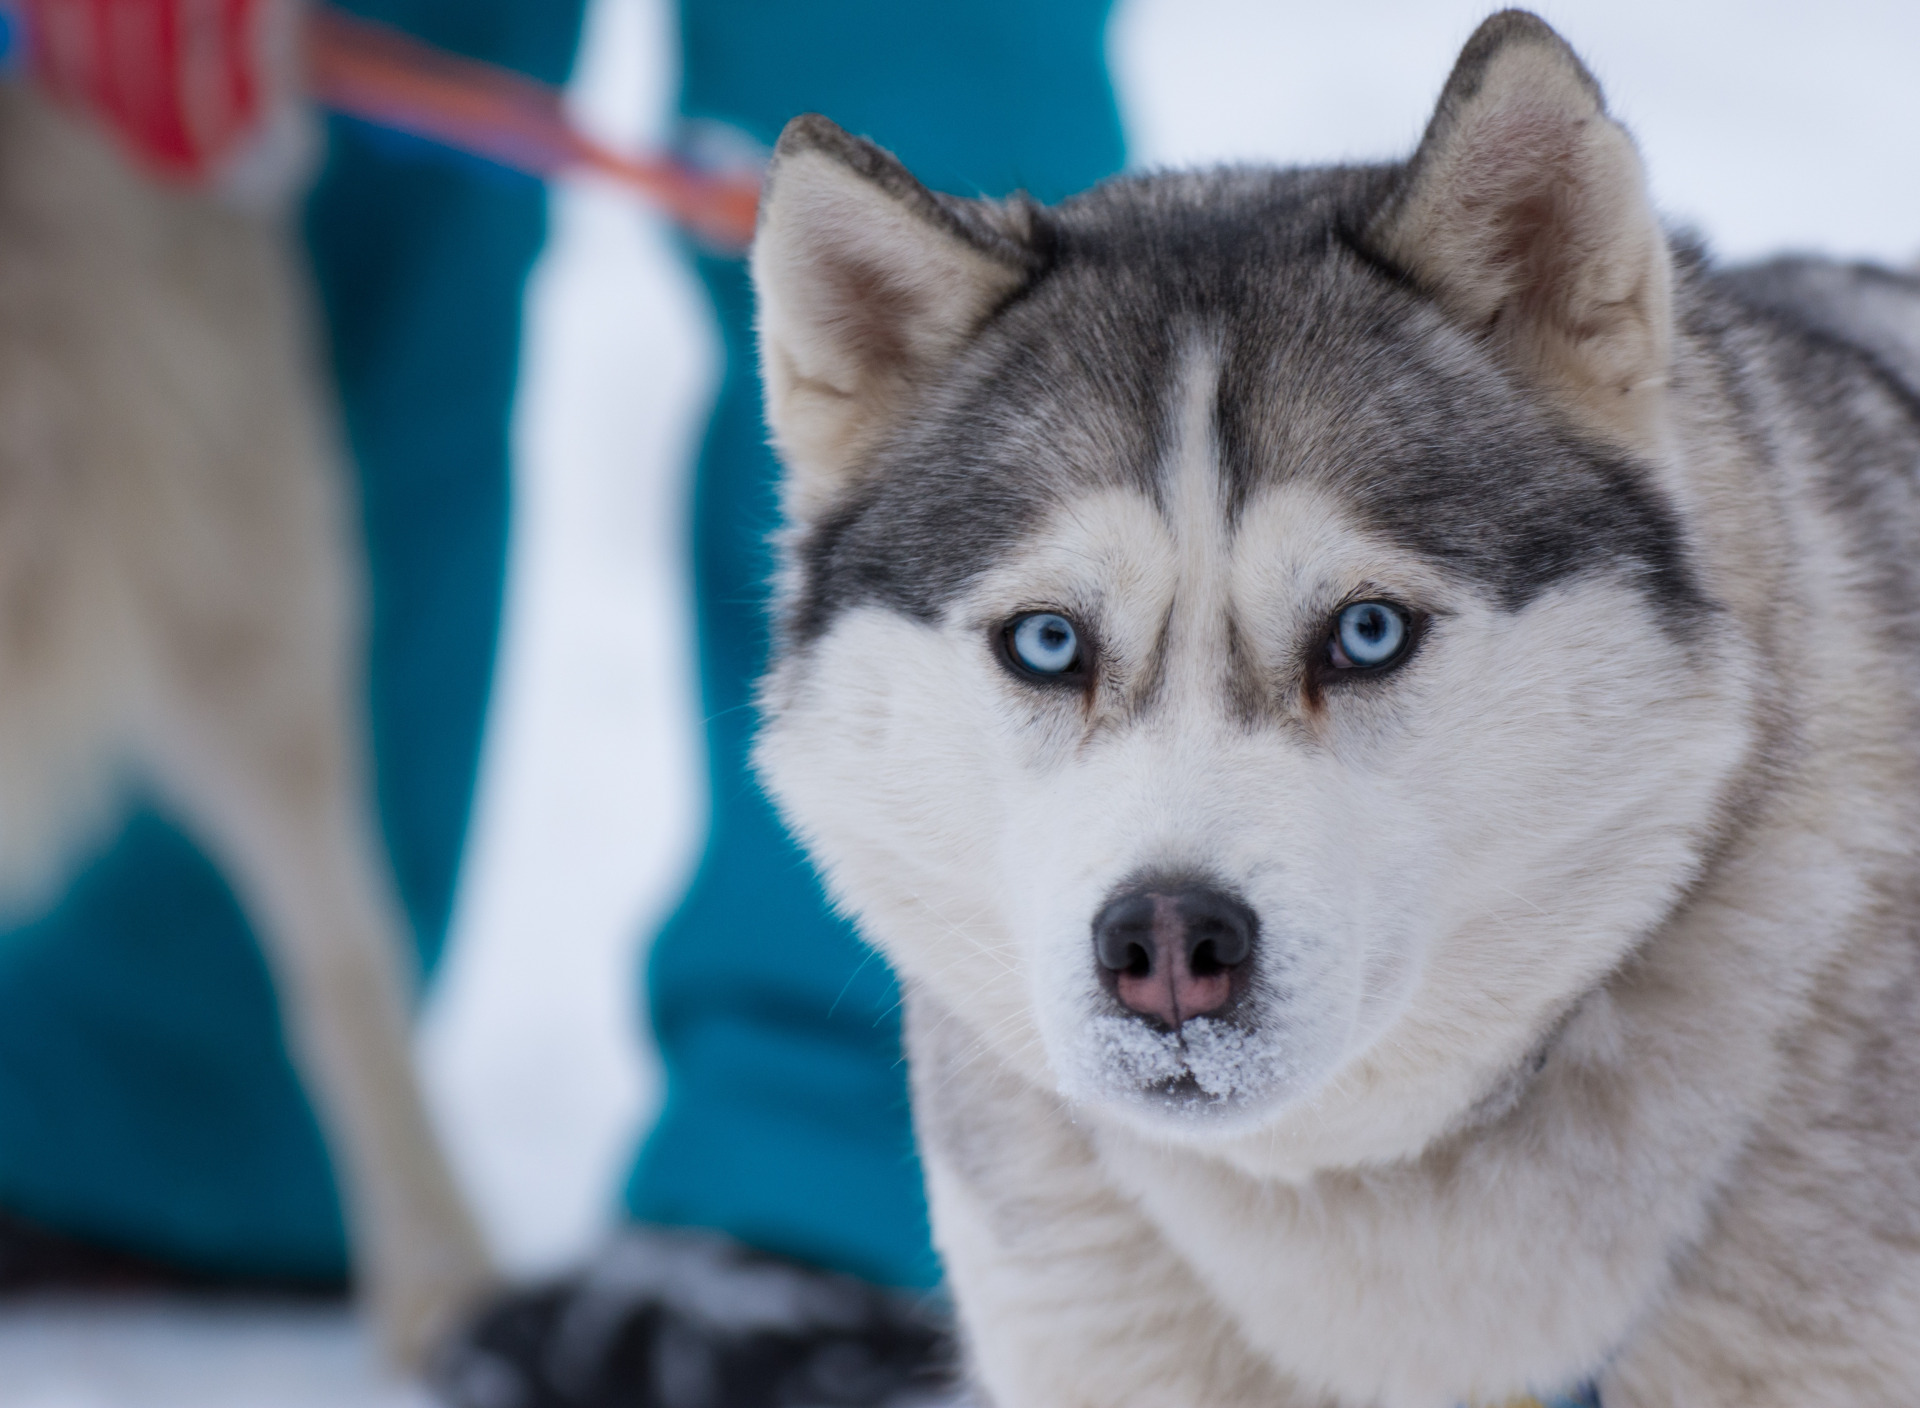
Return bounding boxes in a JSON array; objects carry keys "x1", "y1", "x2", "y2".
[
  {"x1": 1369, "y1": 11, "x2": 1672, "y2": 451},
  {"x1": 752, "y1": 115, "x2": 1038, "y2": 520}
]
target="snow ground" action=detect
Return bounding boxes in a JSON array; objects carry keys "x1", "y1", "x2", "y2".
[
  {"x1": 3, "y1": 0, "x2": 1917, "y2": 1402},
  {"x1": 0, "y1": 1300, "x2": 431, "y2": 1408}
]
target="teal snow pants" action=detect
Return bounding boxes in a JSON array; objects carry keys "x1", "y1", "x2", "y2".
[{"x1": 627, "y1": 0, "x2": 1124, "y2": 1291}]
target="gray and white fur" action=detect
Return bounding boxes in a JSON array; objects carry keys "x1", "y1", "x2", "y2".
[
  {"x1": 0, "y1": 86, "x2": 491, "y2": 1360},
  {"x1": 750, "y1": 11, "x2": 1920, "y2": 1406}
]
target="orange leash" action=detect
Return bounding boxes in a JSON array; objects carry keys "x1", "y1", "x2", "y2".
[{"x1": 305, "y1": 8, "x2": 761, "y2": 250}]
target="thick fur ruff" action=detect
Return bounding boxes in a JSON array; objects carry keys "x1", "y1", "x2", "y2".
[
  {"x1": 0, "y1": 87, "x2": 490, "y2": 1361},
  {"x1": 749, "y1": 11, "x2": 1920, "y2": 1406}
]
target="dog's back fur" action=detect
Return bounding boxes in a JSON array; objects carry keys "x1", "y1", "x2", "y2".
[
  {"x1": 0, "y1": 85, "x2": 489, "y2": 1359},
  {"x1": 749, "y1": 12, "x2": 1920, "y2": 1406}
]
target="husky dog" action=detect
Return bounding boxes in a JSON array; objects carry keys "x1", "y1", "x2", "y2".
[
  {"x1": 0, "y1": 86, "x2": 490, "y2": 1359},
  {"x1": 751, "y1": 11, "x2": 1920, "y2": 1405}
]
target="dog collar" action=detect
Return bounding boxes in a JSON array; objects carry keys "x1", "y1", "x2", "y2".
[{"x1": 6, "y1": 0, "x2": 275, "y2": 180}]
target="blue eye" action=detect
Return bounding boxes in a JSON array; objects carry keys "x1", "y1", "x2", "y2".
[
  {"x1": 1333, "y1": 601, "x2": 1411, "y2": 670},
  {"x1": 1007, "y1": 612, "x2": 1083, "y2": 677}
]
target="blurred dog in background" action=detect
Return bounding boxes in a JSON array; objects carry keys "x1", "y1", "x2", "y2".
[{"x1": 0, "y1": 80, "x2": 489, "y2": 1362}]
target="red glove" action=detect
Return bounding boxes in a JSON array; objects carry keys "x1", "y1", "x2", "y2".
[{"x1": 24, "y1": 0, "x2": 284, "y2": 182}]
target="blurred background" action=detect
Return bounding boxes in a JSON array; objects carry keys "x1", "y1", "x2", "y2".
[{"x1": 0, "y1": 0, "x2": 1915, "y2": 1401}]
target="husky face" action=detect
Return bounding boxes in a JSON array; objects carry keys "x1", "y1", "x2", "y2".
[{"x1": 753, "y1": 69, "x2": 1758, "y2": 1154}]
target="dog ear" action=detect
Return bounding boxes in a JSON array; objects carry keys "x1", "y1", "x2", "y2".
[
  {"x1": 753, "y1": 115, "x2": 1038, "y2": 520},
  {"x1": 1369, "y1": 11, "x2": 1672, "y2": 451}
]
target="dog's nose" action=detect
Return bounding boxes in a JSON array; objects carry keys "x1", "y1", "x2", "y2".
[{"x1": 1092, "y1": 883, "x2": 1257, "y2": 1029}]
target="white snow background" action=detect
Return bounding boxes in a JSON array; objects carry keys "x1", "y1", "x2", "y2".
[{"x1": 2, "y1": 0, "x2": 1916, "y2": 1401}]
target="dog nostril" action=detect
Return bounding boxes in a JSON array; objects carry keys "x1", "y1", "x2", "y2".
[
  {"x1": 1095, "y1": 928, "x2": 1156, "y2": 978},
  {"x1": 1191, "y1": 916, "x2": 1251, "y2": 972},
  {"x1": 1093, "y1": 892, "x2": 1158, "y2": 975}
]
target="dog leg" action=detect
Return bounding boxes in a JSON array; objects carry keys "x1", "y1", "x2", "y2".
[
  {"x1": 140, "y1": 674, "x2": 494, "y2": 1365},
  {"x1": 906, "y1": 995, "x2": 1306, "y2": 1408}
]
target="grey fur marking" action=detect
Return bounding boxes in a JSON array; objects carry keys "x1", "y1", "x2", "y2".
[{"x1": 785, "y1": 163, "x2": 1721, "y2": 655}]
